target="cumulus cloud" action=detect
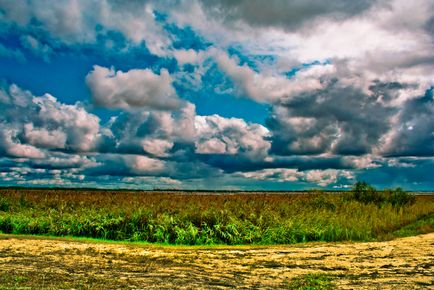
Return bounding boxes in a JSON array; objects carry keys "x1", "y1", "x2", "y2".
[
  {"x1": 195, "y1": 114, "x2": 270, "y2": 159},
  {"x1": 267, "y1": 81, "x2": 396, "y2": 156},
  {"x1": 83, "y1": 153, "x2": 166, "y2": 177},
  {"x1": 28, "y1": 153, "x2": 97, "y2": 170},
  {"x1": 0, "y1": 0, "x2": 433, "y2": 189},
  {"x1": 105, "y1": 101, "x2": 196, "y2": 156},
  {"x1": 0, "y1": 83, "x2": 102, "y2": 153},
  {"x1": 86, "y1": 65, "x2": 182, "y2": 111},
  {"x1": 173, "y1": 49, "x2": 207, "y2": 65},
  {"x1": 214, "y1": 50, "x2": 330, "y2": 103},
  {"x1": 380, "y1": 88, "x2": 434, "y2": 157},
  {"x1": 172, "y1": 0, "x2": 433, "y2": 101},
  {"x1": 0, "y1": 124, "x2": 45, "y2": 159},
  {"x1": 34, "y1": 95, "x2": 101, "y2": 152},
  {"x1": 23, "y1": 123, "x2": 67, "y2": 149},
  {"x1": 141, "y1": 138, "x2": 174, "y2": 157},
  {"x1": 127, "y1": 155, "x2": 165, "y2": 174},
  {"x1": 239, "y1": 168, "x2": 354, "y2": 187},
  {"x1": 0, "y1": 0, "x2": 172, "y2": 55}
]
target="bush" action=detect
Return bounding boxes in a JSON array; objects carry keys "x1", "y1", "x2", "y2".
[
  {"x1": 388, "y1": 187, "x2": 416, "y2": 207},
  {"x1": 349, "y1": 181, "x2": 415, "y2": 207},
  {"x1": 350, "y1": 181, "x2": 382, "y2": 204}
]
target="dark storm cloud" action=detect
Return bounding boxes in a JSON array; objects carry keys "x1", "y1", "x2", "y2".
[
  {"x1": 83, "y1": 153, "x2": 222, "y2": 181},
  {"x1": 426, "y1": 16, "x2": 434, "y2": 36},
  {"x1": 0, "y1": 157, "x2": 18, "y2": 170},
  {"x1": 384, "y1": 88, "x2": 434, "y2": 157},
  {"x1": 267, "y1": 80, "x2": 397, "y2": 156},
  {"x1": 199, "y1": 0, "x2": 377, "y2": 30},
  {"x1": 198, "y1": 154, "x2": 351, "y2": 174},
  {"x1": 27, "y1": 153, "x2": 96, "y2": 170},
  {"x1": 357, "y1": 157, "x2": 434, "y2": 190}
]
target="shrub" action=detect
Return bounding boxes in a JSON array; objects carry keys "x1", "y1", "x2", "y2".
[
  {"x1": 388, "y1": 187, "x2": 416, "y2": 207},
  {"x1": 349, "y1": 181, "x2": 415, "y2": 207},
  {"x1": 350, "y1": 181, "x2": 383, "y2": 204}
]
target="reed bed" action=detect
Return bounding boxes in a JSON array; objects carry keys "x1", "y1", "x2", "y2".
[{"x1": 0, "y1": 188, "x2": 432, "y2": 245}]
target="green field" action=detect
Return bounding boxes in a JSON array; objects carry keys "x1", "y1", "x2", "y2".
[{"x1": 0, "y1": 185, "x2": 433, "y2": 245}]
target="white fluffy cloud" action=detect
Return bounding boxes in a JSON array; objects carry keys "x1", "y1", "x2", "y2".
[
  {"x1": 171, "y1": 0, "x2": 433, "y2": 104},
  {"x1": 33, "y1": 94, "x2": 101, "y2": 152},
  {"x1": 0, "y1": 125, "x2": 45, "y2": 159},
  {"x1": 105, "y1": 101, "x2": 196, "y2": 156},
  {"x1": 1, "y1": 0, "x2": 433, "y2": 189},
  {"x1": 173, "y1": 49, "x2": 207, "y2": 65},
  {"x1": 239, "y1": 168, "x2": 354, "y2": 187},
  {"x1": 23, "y1": 123, "x2": 67, "y2": 149},
  {"x1": 141, "y1": 138, "x2": 174, "y2": 157},
  {"x1": 214, "y1": 50, "x2": 331, "y2": 103},
  {"x1": 195, "y1": 114, "x2": 271, "y2": 159},
  {"x1": 127, "y1": 155, "x2": 165, "y2": 174},
  {"x1": 86, "y1": 65, "x2": 182, "y2": 111},
  {"x1": 0, "y1": 0, "x2": 172, "y2": 55},
  {"x1": 0, "y1": 84, "x2": 101, "y2": 153}
]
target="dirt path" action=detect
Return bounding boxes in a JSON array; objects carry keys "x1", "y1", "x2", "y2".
[{"x1": 0, "y1": 233, "x2": 433, "y2": 289}]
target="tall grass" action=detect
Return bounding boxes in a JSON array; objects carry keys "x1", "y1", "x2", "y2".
[{"x1": 0, "y1": 188, "x2": 432, "y2": 245}]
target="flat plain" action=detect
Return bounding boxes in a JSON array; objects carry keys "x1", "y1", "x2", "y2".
[
  {"x1": 0, "y1": 233, "x2": 433, "y2": 289},
  {"x1": 0, "y1": 188, "x2": 433, "y2": 288}
]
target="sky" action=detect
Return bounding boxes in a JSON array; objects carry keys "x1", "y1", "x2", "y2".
[{"x1": 0, "y1": 0, "x2": 433, "y2": 190}]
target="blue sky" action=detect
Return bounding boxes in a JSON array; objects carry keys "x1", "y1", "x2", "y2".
[{"x1": 0, "y1": 0, "x2": 433, "y2": 190}]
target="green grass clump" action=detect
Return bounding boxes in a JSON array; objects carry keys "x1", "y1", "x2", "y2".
[
  {"x1": 0, "y1": 195, "x2": 10, "y2": 212},
  {"x1": 0, "y1": 184, "x2": 432, "y2": 245},
  {"x1": 286, "y1": 273, "x2": 335, "y2": 290},
  {"x1": 389, "y1": 214, "x2": 434, "y2": 238}
]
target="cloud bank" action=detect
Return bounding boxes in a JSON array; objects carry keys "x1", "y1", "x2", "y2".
[{"x1": 0, "y1": 0, "x2": 433, "y2": 189}]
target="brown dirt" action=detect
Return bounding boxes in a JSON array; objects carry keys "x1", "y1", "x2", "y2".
[{"x1": 0, "y1": 233, "x2": 433, "y2": 289}]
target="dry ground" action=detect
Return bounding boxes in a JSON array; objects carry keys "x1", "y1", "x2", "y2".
[{"x1": 0, "y1": 233, "x2": 433, "y2": 289}]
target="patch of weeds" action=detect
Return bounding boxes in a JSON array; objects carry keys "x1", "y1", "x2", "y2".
[
  {"x1": 12, "y1": 275, "x2": 30, "y2": 287},
  {"x1": 0, "y1": 273, "x2": 30, "y2": 288},
  {"x1": 286, "y1": 273, "x2": 335, "y2": 290},
  {"x1": 308, "y1": 195, "x2": 336, "y2": 211}
]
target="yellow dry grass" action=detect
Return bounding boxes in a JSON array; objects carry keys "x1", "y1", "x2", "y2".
[{"x1": 0, "y1": 233, "x2": 433, "y2": 289}]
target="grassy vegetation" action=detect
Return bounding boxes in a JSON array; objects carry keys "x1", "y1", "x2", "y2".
[
  {"x1": 389, "y1": 214, "x2": 434, "y2": 238},
  {"x1": 0, "y1": 185, "x2": 433, "y2": 245}
]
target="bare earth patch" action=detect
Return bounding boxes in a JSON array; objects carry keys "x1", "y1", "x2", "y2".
[{"x1": 0, "y1": 233, "x2": 433, "y2": 289}]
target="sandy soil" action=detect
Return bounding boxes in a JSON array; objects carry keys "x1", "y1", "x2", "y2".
[{"x1": 0, "y1": 233, "x2": 433, "y2": 289}]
